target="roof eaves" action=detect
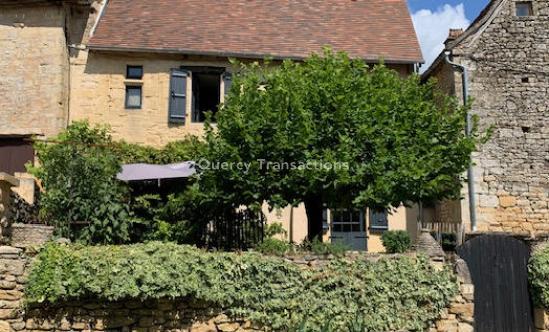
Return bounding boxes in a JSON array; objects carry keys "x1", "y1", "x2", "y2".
[{"x1": 87, "y1": 44, "x2": 423, "y2": 64}]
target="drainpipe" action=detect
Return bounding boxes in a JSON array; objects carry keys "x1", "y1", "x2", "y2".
[{"x1": 444, "y1": 51, "x2": 477, "y2": 232}]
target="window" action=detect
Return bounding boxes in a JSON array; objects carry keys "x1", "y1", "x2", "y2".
[
  {"x1": 369, "y1": 209, "x2": 388, "y2": 231},
  {"x1": 515, "y1": 2, "x2": 533, "y2": 16},
  {"x1": 125, "y1": 86, "x2": 142, "y2": 109},
  {"x1": 331, "y1": 208, "x2": 365, "y2": 233},
  {"x1": 192, "y1": 71, "x2": 221, "y2": 123},
  {"x1": 126, "y1": 65, "x2": 143, "y2": 79}
]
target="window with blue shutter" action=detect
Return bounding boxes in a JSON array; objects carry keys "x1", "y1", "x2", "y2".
[{"x1": 169, "y1": 69, "x2": 188, "y2": 123}]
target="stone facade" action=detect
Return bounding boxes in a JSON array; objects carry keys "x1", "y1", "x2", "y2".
[
  {"x1": 426, "y1": 0, "x2": 549, "y2": 235},
  {"x1": 0, "y1": 3, "x2": 68, "y2": 137},
  {"x1": 69, "y1": 51, "x2": 413, "y2": 147},
  {"x1": 0, "y1": 246, "x2": 473, "y2": 332}
]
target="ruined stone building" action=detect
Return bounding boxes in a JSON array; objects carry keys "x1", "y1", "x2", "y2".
[{"x1": 424, "y1": 0, "x2": 549, "y2": 236}]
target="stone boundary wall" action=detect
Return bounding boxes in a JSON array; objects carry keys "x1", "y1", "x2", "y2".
[
  {"x1": 535, "y1": 309, "x2": 549, "y2": 332},
  {"x1": 0, "y1": 247, "x2": 474, "y2": 332}
]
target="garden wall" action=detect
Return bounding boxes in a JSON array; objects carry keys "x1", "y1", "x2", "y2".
[{"x1": 0, "y1": 247, "x2": 474, "y2": 332}]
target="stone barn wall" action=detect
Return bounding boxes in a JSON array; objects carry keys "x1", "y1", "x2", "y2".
[
  {"x1": 0, "y1": 3, "x2": 69, "y2": 138},
  {"x1": 430, "y1": 0, "x2": 549, "y2": 234}
]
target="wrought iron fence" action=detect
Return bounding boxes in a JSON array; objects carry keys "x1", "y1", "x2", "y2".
[{"x1": 201, "y1": 208, "x2": 265, "y2": 251}]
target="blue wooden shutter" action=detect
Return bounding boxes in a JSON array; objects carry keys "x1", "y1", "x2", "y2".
[
  {"x1": 169, "y1": 69, "x2": 188, "y2": 123},
  {"x1": 223, "y1": 72, "x2": 232, "y2": 97}
]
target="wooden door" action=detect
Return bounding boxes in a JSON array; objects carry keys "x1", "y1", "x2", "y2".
[
  {"x1": 0, "y1": 138, "x2": 34, "y2": 175},
  {"x1": 457, "y1": 234, "x2": 534, "y2": 332}
]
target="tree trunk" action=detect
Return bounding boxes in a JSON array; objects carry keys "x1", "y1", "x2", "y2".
[{"x1": 304, "y1": 195, "x2": 324, "y2": 242}]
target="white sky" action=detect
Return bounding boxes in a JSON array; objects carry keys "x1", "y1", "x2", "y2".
[{"x1": 411, "y1": 4, "x2": 471, "y2": 73}]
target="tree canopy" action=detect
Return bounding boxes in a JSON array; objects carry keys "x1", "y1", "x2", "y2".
[{"x1": 198, "y1": 50, "x2": 480, "y2": 240}]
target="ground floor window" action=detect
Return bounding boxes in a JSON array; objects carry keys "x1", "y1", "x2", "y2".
[
  {"x1": 331, "y1": 208, "x2": 365, "y2": 233},
  {"x1": 369, "y1": 210, "x2": 389, "y2": 230}
]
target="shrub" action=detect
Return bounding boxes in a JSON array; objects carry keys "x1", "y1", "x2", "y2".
[
  {"x1": 529, "y1": 245, "x2": 549, "y2": 309},
  {"x1": 29, "y1": 121, "x2": 131, "y2": 244},
  {"x1": 115, "y1": 136, "x2": 205, "y2": 164},
  {"x1": 26, "y1": 242, "x2": 457, "y2": 332},
  {"x1": 255, "y1": 238, "x2": 292, "y2": 256},
  {"x1": 381, "y1": 230, "x2": 412, "y2": 253},
  {"x1": 301, "y1": 237, "x2": 349, "y2": 256}
]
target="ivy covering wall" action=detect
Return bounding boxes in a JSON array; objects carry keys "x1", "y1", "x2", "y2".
[
  {"x1": 26, "y1": 242, "x2": 458, "y2": 331},
  {"x1": 529, "y1": 245, "x2": 549, "y2": 309}
]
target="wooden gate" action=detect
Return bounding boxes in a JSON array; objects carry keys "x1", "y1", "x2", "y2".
[{"x1": 457, "y1": 234, "x2": 534, "y2": 332}]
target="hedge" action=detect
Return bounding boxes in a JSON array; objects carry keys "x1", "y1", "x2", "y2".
[
  {"x1": 529, "y1": 245, "x2": 549, "y2": 309},
  {"x1": 26, "y1": 242, "x2": 458, "y2": 331}
]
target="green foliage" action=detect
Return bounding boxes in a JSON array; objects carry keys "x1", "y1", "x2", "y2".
[
  {"x1": 381, "y1": 230, "x2": 412, "y2": 253},
  {"x1": 255, "y1": 238, "x2": 292, "y2": 256},
  {"x1": 200, "y1": 49, "x2": 482, "y2": 240},
  {"x1": 529, "y1": 245, "x2": 549, "y2": 308},
  {"x1": 302, "y1": 237, "x2": 349, "y2": 256},
  {"x1": 264, "y1": 222, "x2": 287, "y2": 238},
  {"x1": 30, "y1": 121, "x2": 207, "y2": 244},
  {"x1": 27, "y1": 242, "x2": 458, "y2": 331},
  {"x1": 29, "y1": 121, "x2": 131, "y2": 244},
  {"x1": 115, "y1": 136, "x2": 205, "y2": 164}
]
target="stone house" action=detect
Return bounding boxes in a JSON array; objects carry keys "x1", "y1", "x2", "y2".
[
  {"x1": 423, "y1": 0, "x2": 548, "y2": 236},
  {"x1": 1, "y1": 0, "x2": 430, "y2": 251}
]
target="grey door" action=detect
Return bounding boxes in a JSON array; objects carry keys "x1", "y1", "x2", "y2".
[{"x1": 330, "y1": 209, "x2": 367, "y2": 251}]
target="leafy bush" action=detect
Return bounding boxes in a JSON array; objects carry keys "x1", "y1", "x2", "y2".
[
  {"x1": 26, "y1": 242, "x2": 457, "y2": 331},
  {"x1": 381, "y1": 230, "x2": 412, "y2": 253},
  {"x1": 301, "y1": 237, "x2": 349, "y2": 256},
  {"x1": 255, "y1": 238, "x2": 292, "y2": 256},
  {"x1": 115, "y1": 136, "x2": 205, "y2": 165},
  {"x1": 29, "y1": 122, "x2": 131, "y2": 244},
  {"x1": 264, "y1": 222, "x2": 287, "y2": 238},
  {"x1": 529, "y1": 245, "x2": 549, "y2": 308},
  {"x1": 9, "y1": 190, "x2": 41, "y2": 224}
]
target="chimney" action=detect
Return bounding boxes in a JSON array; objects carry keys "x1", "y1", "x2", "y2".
[{"x1": 444, "y1": 28, "x2": 464, "y2": 47}]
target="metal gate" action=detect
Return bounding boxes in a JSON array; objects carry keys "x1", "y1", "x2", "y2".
[{"x1": 457, "y1": 234, "x2": 534, "y2": 332}]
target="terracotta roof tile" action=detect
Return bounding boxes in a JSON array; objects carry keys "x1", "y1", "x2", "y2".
[{"x1": 89, "y1": 0, "x2": 423, "y2": 63}]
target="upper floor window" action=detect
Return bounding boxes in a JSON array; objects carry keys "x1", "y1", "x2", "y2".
[
  {"x1": 515, "y1": 2, "x2": 533, "y2": 17},
  {"x1": 168, "y1": 67, "x2": 231, "y2": 124},
  {"x1": 127, "y1": 65, "x2": 143, "y2": 79},
  {"x1": 192, "y1": 71, "x2": 221, "y2": 123}
]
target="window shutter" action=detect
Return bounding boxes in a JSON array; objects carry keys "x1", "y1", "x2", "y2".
[
  {"x1": 223, "y1": 72, "x2": 232, "y2": 97},
  {"x1": 169, "y1": 69, "x2": 188, "y2": 123}
]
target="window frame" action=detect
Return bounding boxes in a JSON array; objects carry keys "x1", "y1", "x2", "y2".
[
  {"x1": 125, "y1": 85, "x2": 143, "y2": 109},
  {"x1": 515, "y1": 1, "x2": 533, "y2": 17},
  {"x1": 369, "y1": 209, "x2": 389, "y2": 231},
  {"x1": 181, "y1": 66, "x2": 225, "y2": 123},
  {"x1": 126, "y1": 65, "x2": 144, "y2": 79}
]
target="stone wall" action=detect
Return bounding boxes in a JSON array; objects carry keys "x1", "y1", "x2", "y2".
[
  {"x1": 0, "y1": 246, "x2": 474, "y2": 332},
  {"x1": 536, "y1": 308, "x2": 549, "y2": 332},
  {"x1": 0, "y1": 3, "x2": 69, "y2": 138},
  {"x1": 69, "y1": 50, "x2": 413, "y2": 147},
  {"x1": 430, "y1": 0, "x2": 549, "y2": 234}
]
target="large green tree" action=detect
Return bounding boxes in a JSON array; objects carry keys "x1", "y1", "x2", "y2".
[{"x1": 200, "y1": 50, "x2": 479, "y2": 241}]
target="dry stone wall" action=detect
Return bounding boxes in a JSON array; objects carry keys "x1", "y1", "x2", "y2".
[
  {"x1": 433, "y1": 0, "x2": 549, "y2": 234},
  {"x1": 0, "y1": 247, "x2": 474, "y2": 332}
]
